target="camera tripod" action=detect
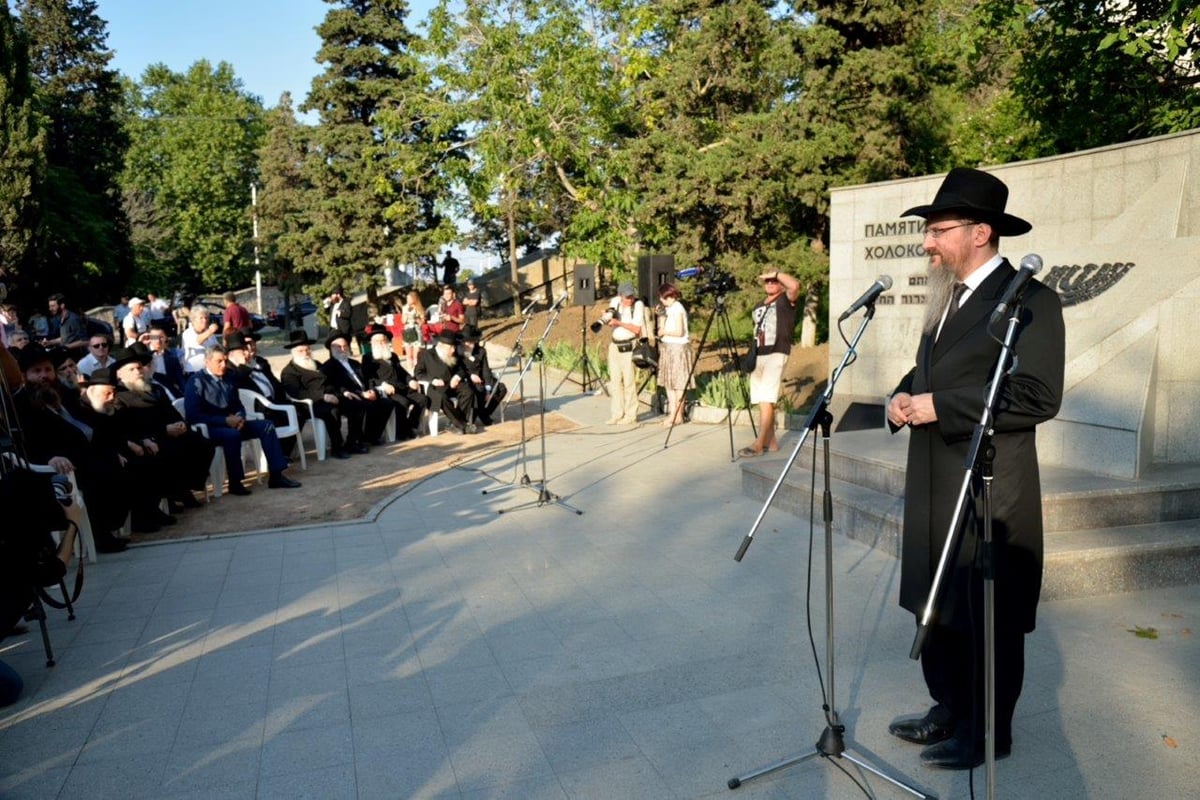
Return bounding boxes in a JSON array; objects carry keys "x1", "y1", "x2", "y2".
[
  {"x1": 554, "y1": 314, "x2": 606, "y2": 396},
  {"x1": 663, "y1": 292, "x2": 756, "y2": 459}
]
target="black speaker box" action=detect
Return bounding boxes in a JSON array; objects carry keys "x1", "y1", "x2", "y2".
[
  {"x1": 637, "y1": 254, "x2": 674, "y2": 302},
  {"x1": 573, "y1": 263, "x2": 596, "y2": 306}
]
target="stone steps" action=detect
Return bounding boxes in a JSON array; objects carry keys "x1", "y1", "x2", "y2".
[{"x1": 739, "y1": 429, "x2": 1200, "y2": 599}]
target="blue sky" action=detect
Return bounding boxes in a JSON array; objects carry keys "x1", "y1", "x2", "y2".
[{"x1": 98, "y1": 0, "x2": 440, "y2": 110}]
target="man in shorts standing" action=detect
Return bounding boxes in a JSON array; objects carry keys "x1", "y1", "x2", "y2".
[{"x1": 741, "y1": 268, "x2": 800, "y2": 458}]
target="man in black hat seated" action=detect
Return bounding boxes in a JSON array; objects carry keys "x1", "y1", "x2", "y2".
[
  {"x1": 142, "y1": 321, "x2": 186, "y2": 399},
  {"x1": 361, "y1": 323, "x2": 425, "y2": 440},
  {"x1": 458, "y1": 325, "x2": 506, "y2": 426},
  {"x1": 112, "y1": 345, "x2": 215, "y2": 511},
  {"x1": 279, "y1": 329, "x2": 364, "y2": 459},
  {"x1": 414, "y1": 331, "x2": 478, "y2": 434},
  {"x1": 322, "y1": 332, "x2": 395, "y2": 446},
  {"x1": 224, "y1": 331, "x2": 308, "y2": 458},
  {"x1": 78, "y1": 366, "x2": 178, "y2": 532},
  {"x1": 184, "y1": 346, "x2": 301, "y2": 494},
  {"x1": 10, "y1": 345, "x2": 131, "y2": 551}
]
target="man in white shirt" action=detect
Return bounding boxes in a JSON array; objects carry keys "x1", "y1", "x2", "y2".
[
  {"x1": 75, "y1": 334, "x2": 115, "y2": 377},
  {"x1": 122, "y1": 297, "x2": 150, "y2": 341}
]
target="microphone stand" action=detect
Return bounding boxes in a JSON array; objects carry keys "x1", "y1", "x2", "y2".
[
  {"x1": 485, "y1": 296, "x2": 567, "y2": 495},
  {"x1": 728, "y1": 303, "x2": 931, "y2": 799},
  {"x1": 909, "y1": 303, "x2": 1027, "y2": 800}
]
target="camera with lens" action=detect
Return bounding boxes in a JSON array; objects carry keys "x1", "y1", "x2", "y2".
[
  {"x1": 590, "y1": 308, "x2": 618, "y2": 334},
  {"x1": 698, "y1": 270, "x2": 738, "y2": 296}
]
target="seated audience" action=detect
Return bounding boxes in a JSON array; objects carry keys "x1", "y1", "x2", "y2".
[
  {"x1": 414, "y1": 331, "x2": 478, "y2": 434},
  {"x1": 224, "y1": 331, "x2": 308, "y2": 458},
  {"x1": 361, "y1": 323, "x2": 426, "y2": 440},
  {"x1": 181, "y1": 305, "x2": 219, "y2": 373},
  {"x1": 184, "y1": 346, "x2": 301, "y2": 494},
  {"x1": 322, "y1": 332, "x2": 395, "y2": 446},
  {"x1": 143, "y1": 322, "x2": 186, "y2": 398},
  {"x1": 459, "y1": 325, "x2": 507, "y2": 425},
  {"x1": 278, "y1": 329, "x2": 364, "y2": 459},
  {"x1": 7, "y1": 328, "x2": 29, "y2": 350}
]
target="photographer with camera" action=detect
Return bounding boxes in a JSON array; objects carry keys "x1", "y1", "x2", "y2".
[
  {"x1": 599, "y1": 282, "x2": 644, "y2": 426},
  {"x1": 740, "y1": 268, "x2": 801, "y2": 458}
]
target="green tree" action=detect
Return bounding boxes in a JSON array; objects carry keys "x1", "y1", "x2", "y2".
[
  {"x1": 121, "y1": 60, "x2": 265, "y2": 292},
  {"x1": 0, "y1": 6, "x2": 45, "y2": 292},
  {"x1": 291, "y1": 0, "x2": 454, "y2": 314},
  {"x1": 19, "y1": 0, "x2": 130, "y2": 302},
  {"x1": 255, "y1": 92, "x2": 309, "y2": 302}
]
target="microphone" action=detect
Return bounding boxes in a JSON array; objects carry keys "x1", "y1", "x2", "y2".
[
  {"x1": 675, "y1": 266, "x2": 704, "y2": 280},
  {"x1": 521, "y1": 297, "x2": 540, "y2": 315},
  {"x1": 989, "y1": 254, "x2": 1043, "y2": 325},
  {"x1": 550, "y1": 291, "x2": 569, "y2": 310},
  {"x1": 838, "y1": 275, "x2": 893, "y2": 322}
]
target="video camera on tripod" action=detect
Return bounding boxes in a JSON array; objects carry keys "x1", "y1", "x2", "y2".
[{"x1": 675, "y1": 265, "x2": 738, "y2": 297}]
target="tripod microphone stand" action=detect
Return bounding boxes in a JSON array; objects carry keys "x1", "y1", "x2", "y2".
[
  {"x1": 497, "y1": 344, "x2": 583, "y2": 516},
  {"x1": 728, "y1": 304, "x2": 931, "y2": 799},
  {"x1": 662, "y1": 291, "x2": 756, "y2": 458}
]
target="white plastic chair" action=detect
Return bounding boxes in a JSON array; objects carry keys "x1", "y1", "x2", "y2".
[
  {"x1": 417, "y1": 381, "x2": 440, "y2": 437},
  {"x1": 239, "y1": 388, "x2": 306, "y2": 470},
  {"x1": 174, "y1": 397, "x2": 261, "y2": 497},
  {"x1": 286, "y1": 395, "x2": 328, "y2": 461}
]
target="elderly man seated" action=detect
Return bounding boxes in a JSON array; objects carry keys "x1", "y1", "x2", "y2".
[
  {"x1": 322, "y1": 332, "x2": 395, "y2": 446},
  {"x1": 225, "y1": 331, "x2": 307, "y2": 458},
  {"x1": 184, "y1": 346, "x2": 301, "y2": 494},
  {"x1": 142, "y1": 321, "x2": 186, "y2": 398},
  {"x1": 459, "y1": 325, "x2": 507, "y2": 425},
  {"x1": 279, "y1": 329, "x2": 363, "y2": 459},
  {"x1": 112, "y1": 345, "x2": 215, "y2": 511},
  {"x1": 361, "y1": 323, "x2": 426, "y2": 440},
  {"x1": 11, "y1": 345, "x2": 130, "y2": 551},
  {"x1": 414, "y1": 331, "x2": 478, "y2": 434}
]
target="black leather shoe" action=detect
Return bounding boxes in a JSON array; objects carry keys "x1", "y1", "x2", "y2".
[
  {"x1": 888, "y1": 710, "x2": 955, "y2": 745},
  {"x1": 131, "y1": 515, "x2": 161, "y2": 533},
  {"x1": 348, "y1": 443, "x2": 370, "y2": 455},
  {"x1": 331, "y1": 449, "x2": 351, "y2": 460},
  {"x1": 227, "y1": 483, "x2": 252, "y2": 496},
  {"x1": 920, "y1": 736, "x2": 1010, "y2": 770},
  {"x1": 152, "y1": 509, "x2": 178, "y2": 526},
  {"x1": 95, "y1": 536, "x2": 128, "y2": 553},
  {"x1": 268, "y1": 474, "x2": 302, "y2": 489}
]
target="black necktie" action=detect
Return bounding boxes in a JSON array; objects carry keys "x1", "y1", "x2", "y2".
[{"x1": 947, "y1": 282, "x2": 967, "y2": 319}]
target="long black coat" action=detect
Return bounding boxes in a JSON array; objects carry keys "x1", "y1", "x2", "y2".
[{"x1": 891, "y1": 261, "x2": 1064, "y2": 634}]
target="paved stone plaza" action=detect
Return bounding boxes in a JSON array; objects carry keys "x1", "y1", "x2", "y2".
[{"x1": 1, "y1": 385, "x2": 1196, "y2": 799}]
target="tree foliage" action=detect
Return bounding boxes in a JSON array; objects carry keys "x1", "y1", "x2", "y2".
[
  {"x1": 19, "y1": 0, "x2": 130, "y2": 302},
  {"x1": 0, "y1": 5, "x2": 45, "y2": 292},
  {"x1": 255, "y1": 92, "x2": 308, "y2": 296},
  {"x1": 120, "y1": 60, "x2": 265, "y2": 292}
]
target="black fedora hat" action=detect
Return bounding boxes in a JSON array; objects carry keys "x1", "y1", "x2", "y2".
[
  {"x1": 902, "y1": 167, "x2": 1031, "y2": 237},
  {"x1": 324, "y1": 331, "x2": 352, "y2": 350},
  {"x1": 110, "y1": 345, "x2": 151, "y2": 372},
  {"x1": 224, "y1": 331, "x2": 252, "y2": 352},
  {"x1": 362, "y1": 323, "x2": 392, "y2": 341},
  {"x1": 85, "y1": 366, "x2": 119, "y2": 387},
  {"x1": 15, "y1": 343, "x2": 53, "y2": 372},
  {"x1": 285, "y1": 329, "x2": 317, "y2": 349},
  {"x1": 435, "y1": 330, "x2": 459, "y2": 346}
]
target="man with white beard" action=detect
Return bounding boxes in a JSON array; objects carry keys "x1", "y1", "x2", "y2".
[
  {"x1": 361, "y1": 323, "x2": 426, "y2": 440},
  {"x1": 224, "y1": 331, "x2": 307, "y2": 458},
  {"x1": 414, "y1": 331, "x2": 477, "y2": 434},
  {"x1": 321, "y1": 332, "x2": 395, "y2": 445},
  {"x1": 279, "y1": 329, "x2": 363, "y2": 459},
  {"x1": 113, "y1": 347, "x2": 214, "y2": 510}
]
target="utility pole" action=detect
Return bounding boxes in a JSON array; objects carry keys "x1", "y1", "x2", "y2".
[{"x1": 251, "y1": 182, "x2": 262, "y2": 314}]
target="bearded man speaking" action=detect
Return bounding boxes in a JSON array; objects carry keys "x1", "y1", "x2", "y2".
[{"x1": 885, "y1": 168, "x2": 1065, "y2": 771}]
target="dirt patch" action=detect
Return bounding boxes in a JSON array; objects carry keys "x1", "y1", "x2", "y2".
[
  {"x1": 478, "y1": 305, "x2": 829, "y2": 414},
  {"x1": 129, "y1": 406, "x2": 578, "y2": 543}
]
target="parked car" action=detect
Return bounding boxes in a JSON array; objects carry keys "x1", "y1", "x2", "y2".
[{"x1": 266, "y1": 299, "x2": 318, "y2": 329}]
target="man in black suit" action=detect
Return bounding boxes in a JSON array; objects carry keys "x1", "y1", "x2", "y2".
[
  {"x1": 278, "y1": 329, "x2": 363, "y2": 459},
  {"x1": 885, "y1": 168, "x2": 1065, "y2": 770},
  {"x1": 224, "y1": 331, "x2": 308, "y2": 458},
  {"x1": 328, "y1": 288, "x2": 354, "y2": 342},
  {"x1": 414, "y1": 331, "x2": 477, "y2": 434},
  {"x1": 10, "y1": 345, "x2": 130, "y2": 551},
  {"x1": 361, "y1": 323, "x2": 426, "y2": 440},
  {"x1": 321, "y1": 332, "x2": 395, "y2": 445},
  {"x1": 183, "y1": 346, "x2": 301, "y2": 494},
  {"x1": 458, "y1": 325, "x2": 507, "y2": 425},
  {"x1": 143, "y1": 321, "x2": 186, "y2": 399},
  {"x1": 112, "y1": 346, "x2": 214, "y2": 511}
]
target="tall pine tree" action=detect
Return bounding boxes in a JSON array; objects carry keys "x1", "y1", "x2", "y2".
[
  {"x1": 255, "y1": 92, "x2": 309, "y2": 304},
  {"x1": 294, "y1": 0, "x2": 452, "y2": 313},
  {"x1": 19, "y1": 0, "x2": 130, "y2": 302},
  {"x1": 0, "y1": 6, "x2": 45, "y2": 295}
]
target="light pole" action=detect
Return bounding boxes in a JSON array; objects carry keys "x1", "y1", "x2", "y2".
[{"x1": 251, "y1": 182, "x2": 262, "y2": 314}]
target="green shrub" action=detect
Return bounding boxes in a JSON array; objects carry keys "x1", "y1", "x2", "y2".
[{"x1": 696, "y1": 371, "x2": 751, "y2": 410}]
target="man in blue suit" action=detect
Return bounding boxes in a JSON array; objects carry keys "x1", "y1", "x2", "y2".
[{"x1": 184, "y1": 345, "x2": 301, "y2": 495}]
